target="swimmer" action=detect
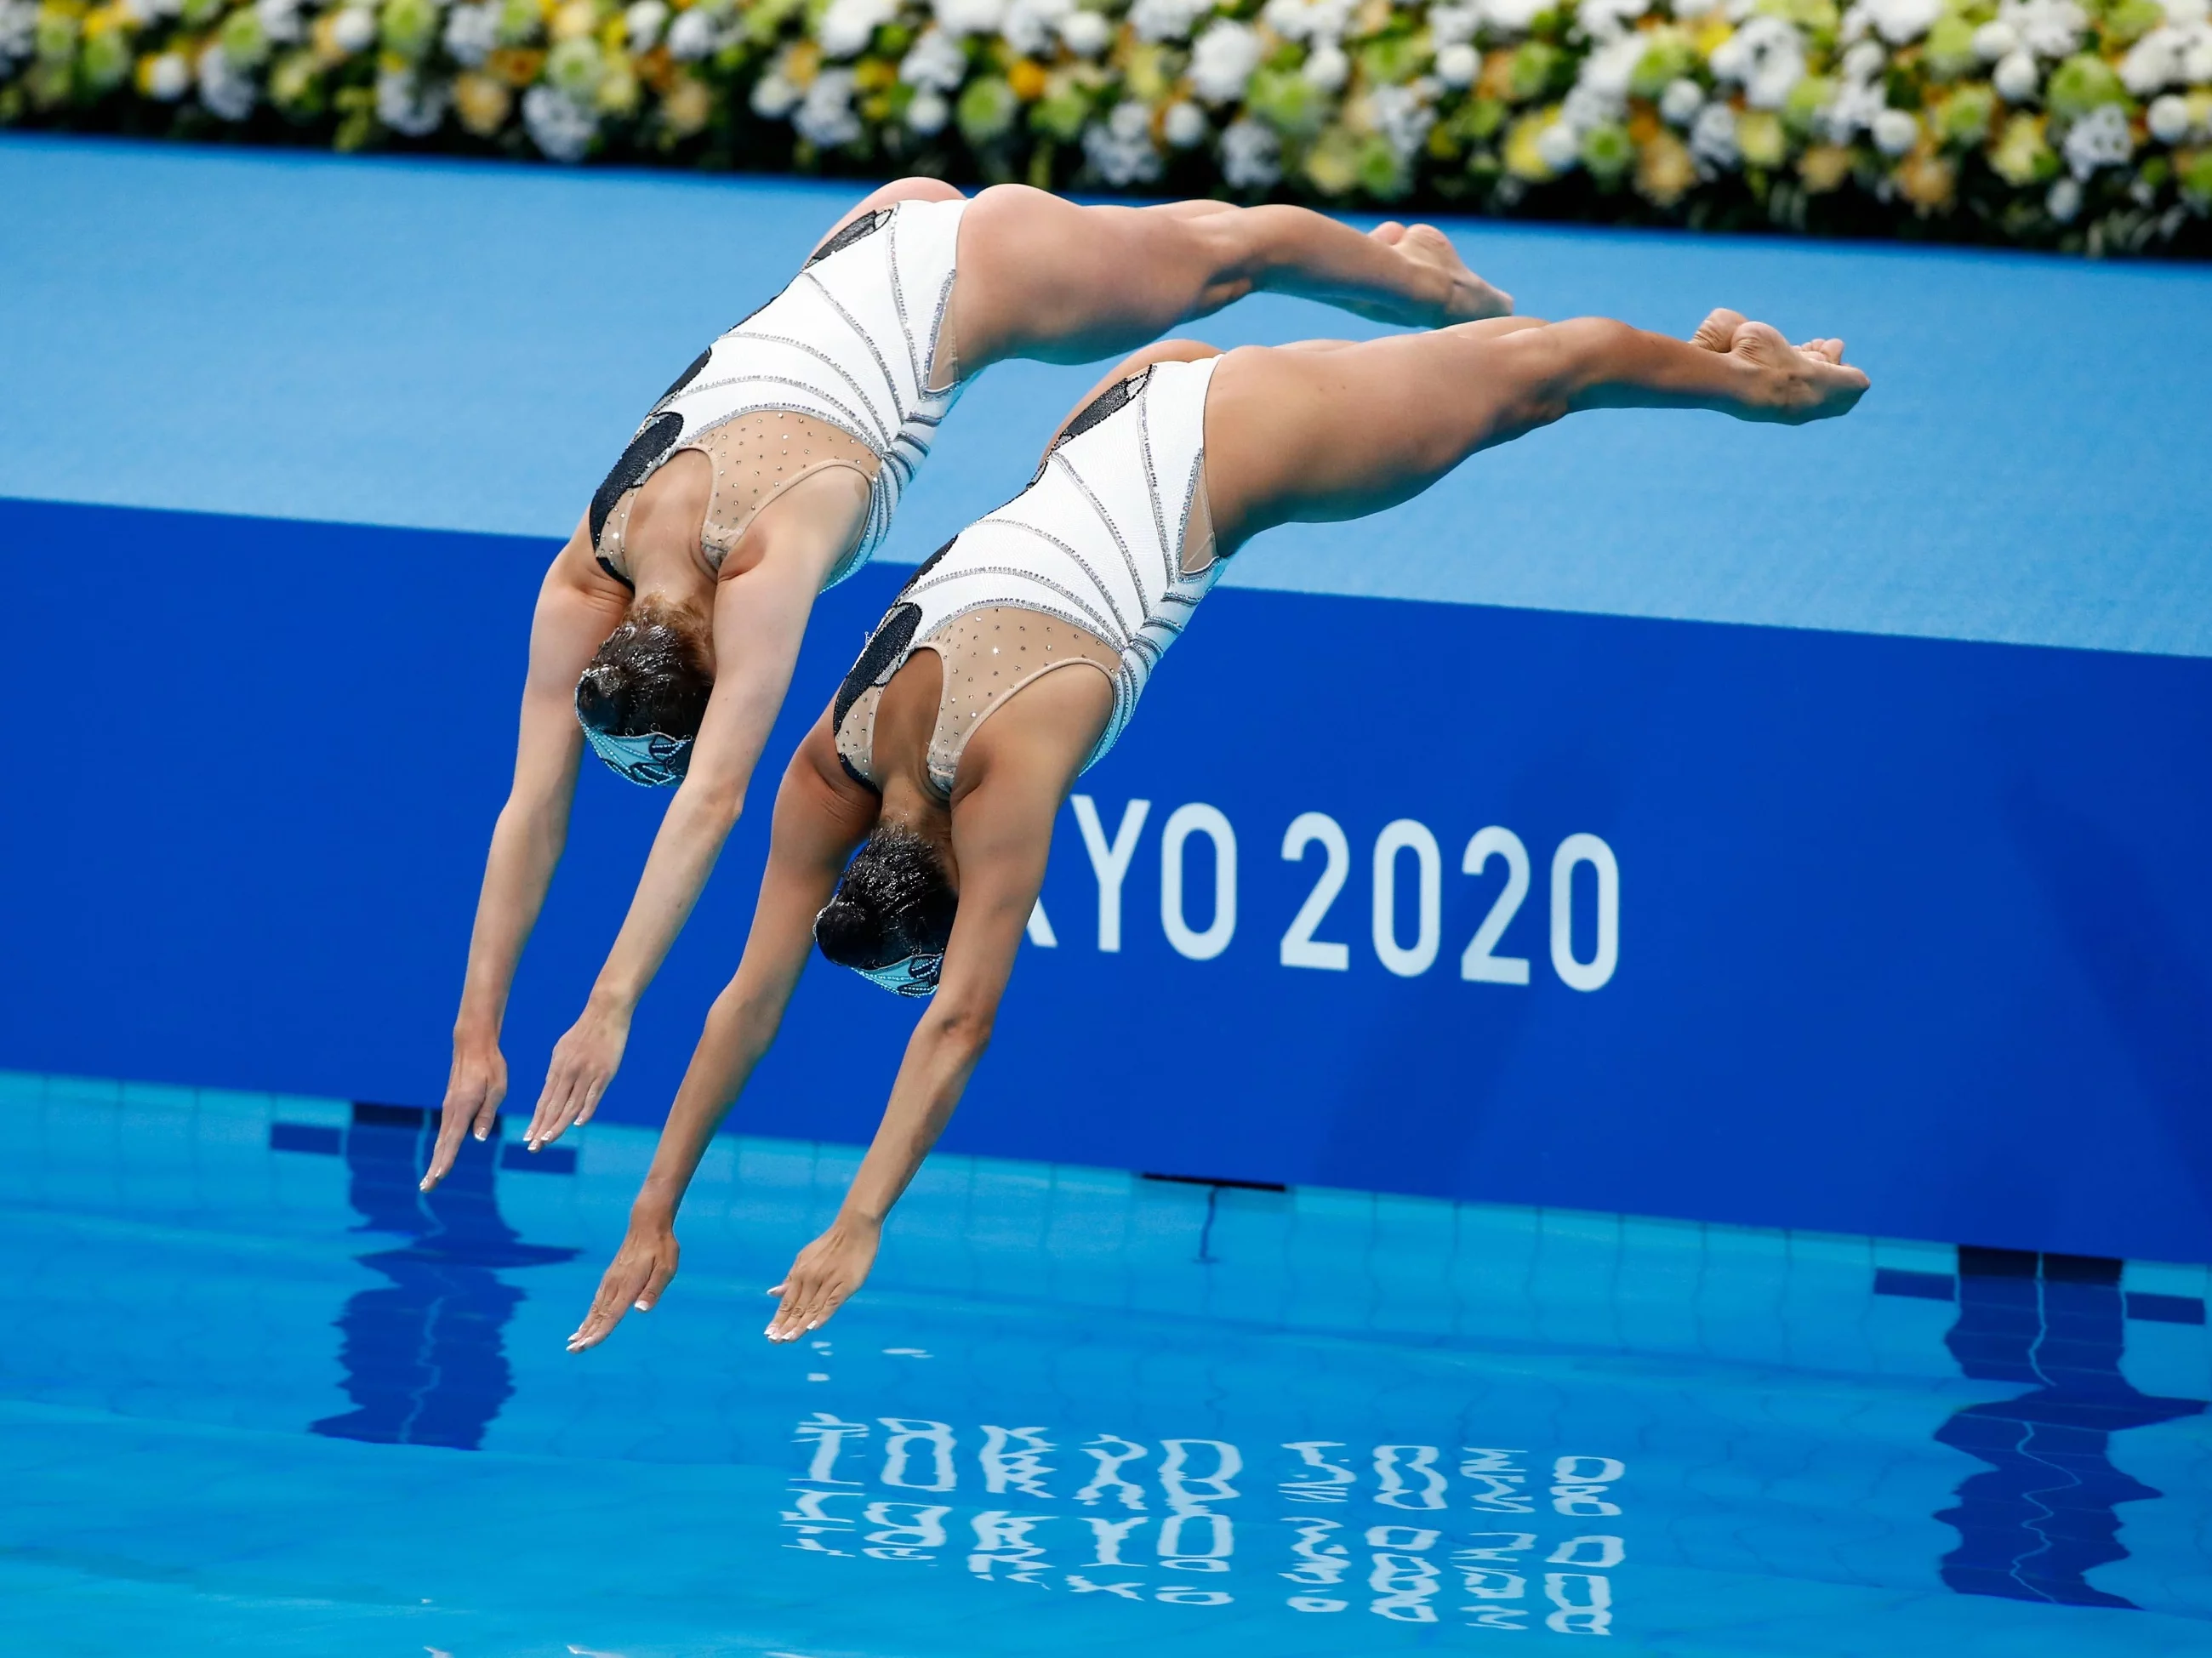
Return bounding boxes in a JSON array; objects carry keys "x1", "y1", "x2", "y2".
[
  {"x1": 423, "y1": 182, "x2": 1515, "y2": 1191},
  {"x1": 562, "y1": 307, "x2": 1867, "y2": 1348}
]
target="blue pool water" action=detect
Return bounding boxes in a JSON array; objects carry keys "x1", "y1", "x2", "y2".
[{"x1": 4, "y1": 1073, "x2": 2209, "y2": 1655}]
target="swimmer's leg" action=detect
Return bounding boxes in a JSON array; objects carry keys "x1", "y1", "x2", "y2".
[
  {"x1": 949, "y1": 185, "x2": 1513, "y2": 373},
  {"x1": 1201, "y1": 311, "x2": 1867, "y2": 550}
]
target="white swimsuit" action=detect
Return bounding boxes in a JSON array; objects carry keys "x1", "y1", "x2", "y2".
[
  {"x1": 835, "y1": 356, "x2": 1223, "y2": 796},
  {"x1": 590, "y1": 197, "x2": 967, "y2": 590}
]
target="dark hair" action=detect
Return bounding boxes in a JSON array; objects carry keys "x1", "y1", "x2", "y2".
[
  {"x1": 814, "y1": 822, "x2": 957, "y2": 970},
  {"x1": 575, "y1": 596, "x2": 713, "y2": 741}
]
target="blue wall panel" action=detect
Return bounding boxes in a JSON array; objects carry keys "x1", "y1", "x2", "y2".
[{"x1": 5, "y1": 495, "x2": 2208, "y2": 1262}]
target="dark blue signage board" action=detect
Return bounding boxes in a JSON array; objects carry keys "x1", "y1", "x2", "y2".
[{"x1": 5, "y1": 498, "x2": 2207, "y2": 1262}]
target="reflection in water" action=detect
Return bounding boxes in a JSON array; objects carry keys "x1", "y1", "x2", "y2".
[
  {"x1": 310, "y1": 1103, "x2": 574, "y2": 1450},
  {"x1": 779, "y1": 1417, "x2": 1630, "y2": 1630},
  {"x1": 1935, "y1": 1248, "x2": 2206, "y2": 1608}
]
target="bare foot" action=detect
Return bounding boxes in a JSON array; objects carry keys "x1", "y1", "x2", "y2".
[
  {"x1": 1693, "y1": 307, "x2": 1869, "y2": 424},
  {"x1": 1363, "y1": 219, "x2": 1513, "y2": 324}
]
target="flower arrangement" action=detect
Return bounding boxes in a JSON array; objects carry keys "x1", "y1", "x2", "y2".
[{"x1": 5, "y1": 0, "x2": 2209, "y2": 252}]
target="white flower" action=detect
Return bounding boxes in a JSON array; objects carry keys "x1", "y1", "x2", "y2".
[
  {"x1": 1840, "y1": 38, "x2": 1886, "y2": 80},
  {"x1": 377, "y1": 67, "x2": 448, "y2": 135},
  {"x1": 330, "y1": 6, "x2": 377, "y2": 51},
  {"x1": 819, "y1": 0, "x2": 895, "y2": 58},
  {"x1": 1367, "y1": 80, "x2": 1438, "y2": 158},
  {"x1": 1659, "y1": 77, "x2": 1703, "y2": 125},
  {"x1": 197, "y1": 43, "x2": 257, "y2": 118},
  {"x1": 1476, "y1": 0, "x2": 1550, "y2": 30},
  {"x1": 1536, "y1": 120, "x2": 1582, "y2": 169},
  {"x1": 933, "y1": 0, "x2": 1006, "y2": 34},
  {"x1": 2147, "y1": 91, "x2": 2192, "y2": 141},
  {"x1": 2046, "y1": 174, "x2": 2082, "y2": 219},
  {"x1": 522, "y1": 83, "x2": 596, "y2": 158},
  {"x1": 1576, "y1": 0, "x2": 1649, "y2": 38},
  {"x1": 905, "y1": 89, "x2": 950, "y2": 131},
  {"x1": 1436, "y1": 40, "x2": 1479, "y2": 86},
  {"x1": 1163, "y1": 99, "x2": 1208, "y2": 145},
  {"x1": 1871, "y1": 106, "x2": 1918, "y2": 153},
  {"x1": 1689, "y1": 99, "x2": 1741, "y2": 166},
  {"x1": 2163, "y1": 0, "x2": 2209, "y2": 21},
  {"x1": 1972, "y1": 19, "x2": 2017, "y2": 59},
  {"x1": 1561, "y1": 80, "x2": 1622, "y2": 134},
  {"x1": 622, "y1": 0, "x2": 666, "y2": 51},
  {"x1": 2185, "y1": 22, "x2": 2212, "y2": 77},
  {"x1": 1129, "y1": 0, "x2": 1212, "y2": 42},
  {"x1": 2119, "y1": 24, "x2": 2211, "y2": 94},
  {"x1": 1303, "y1": 41, "x2": 1349, "y2": 90},
  {"x1": 444, "y1": 3, "x2": 497, "y2": 65},
  {"x1": 1576, "y1": 29, "x2": 1647, "y2": 100},
  {"x1": 1852, "y1": 0, "x2": 1941, "y2": 43},
  {"x1": 1058, "y1": 8, "x2": 1109, "y2": 54},
  {"x1": 1190, "y1": 20, "x2": 1262, "y2": 102},
  {"x1": 899, "y1": 27, "x2": 967, "y2": 88},
  {"x1": 1429, "y1": 1, "x2": 1479, "y2": 44},
  {"x1": 1001, "y1": 0, "x2": 1072, "y2": 55},
  {"x1": 1084, "y1": 100, "x2": 1162, "y2": 184},
  {"x1": 1819, "y1": 71, "x2": 1885, "y2": 140},
  {"x1": 1222, "y1": 116, "x2": 1281, "y2": 186},
  {"x1": 0, "y1": 0, "x2": 36, "y2": 60},
  {"x1": 254, "y1": 0, "x2": 303, "y2": 46},
  {"x1": 1993, "y1": 48, "x2": 2039, "y2": 100},
  {"x1": 750, "y1": 72, "x2": 801, "y2": 115},
  {"x1": 794, "y1": 67, "x2": 863, "y2": 145},
  {"x1": 2062, "y1": 101, "x2": 2133, "y2": 177},
  {"x1": 1710, "y1": 14, "x2": 1805, "y2": 110},
  {"x1": 666, "y1": 8, "x2": 720, "y2": 59},
  {"x1": 1261, "y1": 0, "x2": 1354, "y2": 43},
  {"x1": 144, "y1": 49, "x2": 191, "y2": 98},
  {"x1": 1998, "y1": 0, "x2": 2084, "y2": 59}
]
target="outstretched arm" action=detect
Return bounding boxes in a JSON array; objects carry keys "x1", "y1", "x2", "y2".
[
  {"x1": 1204, "y1": 308, "x2": 1869, "y2": 550},
  {"x1": 522, "y1": 471, "x2": 873, "y2": 1151},
  {"x1": 566, "y1": 718, "x2": 875, "y2": 1351},
  {"x1": 425, "y1": 522, "x2": 627, "y2": 1190},
  {"x1": 759, "y1": 692, "x2": 1089, "y2": 1342}
]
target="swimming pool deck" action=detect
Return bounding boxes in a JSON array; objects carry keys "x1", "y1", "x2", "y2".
[{"x1": 5, "y1": 133, "x2": 2209, "y2": 658}]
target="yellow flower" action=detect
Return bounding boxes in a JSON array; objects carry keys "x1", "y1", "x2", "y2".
[
  {"x1": 1797, "y1": 141, "x2": 1852, "y2": 191},
  {"x1": 1123, "y1": 42, "x2": 1171, "y2": 102},
  {"x1": 1987, "y1": 111, "x2": 2050, "y2": 185},
  {"x1": 853, "y1": 55, "x2": 895, "y2": 92},
  {"x1": 1006, "y1": 55, "x2": 1047, "y2": 100},
  {"x1": 1303, "y1": 126, "x2": 1364, "y2": 194},
  {"x1": 1694, "y1": 15, "x2": 1734, "y2": 58},
  {"x1": 1736, "y1": 108, "x2": 1785, "y2": 168},
  {"x1": 486, "y1": 43, "x2": 544, "y2": 85},
  {"x1": 1895, "y1": 145, "x2": 1957, "y2": 214},
  {"x1": 550, "y1": 0, "x2": 596, "y2": 40},
  {"x1": 1635, "y1": 128, "x2": 1696, "y2": 204},
  {"x1": 1504, "y1": 111, "x2": 1556, "y2": 181},
  {"x1": 660, "y1": 69, "x2": 712, "y2": 133},
  {"x1": 1476, "y1": 47, "x2": 1515, "y2": 101},
  {"x1": 596, "y1": 54, "x2": 639, "y2": 111},
  {"x1": 783, "y1": 38, "x2": 820, "y2": 88},
  {"x1": 453, "y1": 71, "x2": 512, "y2": 132}
]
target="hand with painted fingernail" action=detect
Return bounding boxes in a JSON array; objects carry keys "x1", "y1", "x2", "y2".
[
  {"x1": 422, "y1": 1025, "x2": 507, "y2": 1192},
  {"x1": 525, "y1": 1000, "x2": 631, "y2": 1154},
  {"x1": 567, "y1": 1212, "x2": 680, "y2": 1352},
  {"x1": 765, "y1": 1216, "x2": 879, "y2": 1342}
]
